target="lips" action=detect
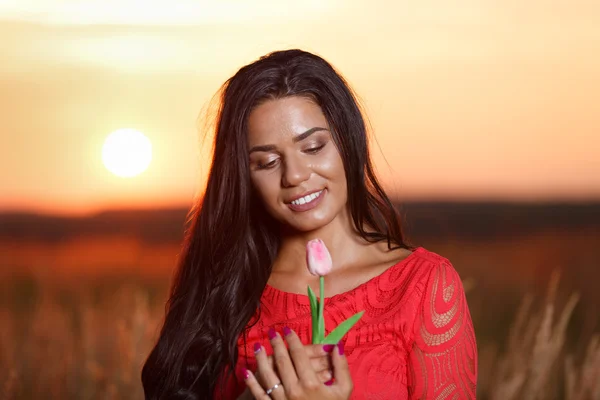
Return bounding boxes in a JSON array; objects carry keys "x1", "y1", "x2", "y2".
[
  {"x1": 286, "y1": 189, "x2": 324, "y2": 205},
  {"x1": 286, "y1": 189, "x2": 326, "y2": 212}
]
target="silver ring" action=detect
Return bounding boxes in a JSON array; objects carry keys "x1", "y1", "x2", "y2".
[{"x1": 265, "y1": 382, "x2": 283, "y2": 395}]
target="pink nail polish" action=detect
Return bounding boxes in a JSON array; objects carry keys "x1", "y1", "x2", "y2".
[
  {"x1": 323, "y1": 344, "x2": 335, "y2": 353},
  {"x1": 241, "y1": 367, "x2": 250, "y2": 380},
  {"x1": 268, "y1": 328, "x2": 277, "y2": 339},
  {"x1": 338, "y1": 342, "x2": 345, "y2": 356},
  {"x1": 325, "y1": 379, "x2": 334, "y2": 386},
  {"x1": 253, "y1": 342, "x2": 261, "y2": 353},
  {"x1": 283, "y1": 326, "x2": 292, "y2": 336}
]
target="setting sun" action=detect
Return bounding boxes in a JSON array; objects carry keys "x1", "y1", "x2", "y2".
[{"x1": 102, "y1": 128, "x2": 152, "y2": 178}]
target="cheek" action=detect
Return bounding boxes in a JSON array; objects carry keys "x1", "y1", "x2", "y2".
[
  {"x1": 250, "y1": 173, "x2": 280, "y2": 205},
  {"x1": 316, "y1": 150, "x2": 346, "y2": 184}
]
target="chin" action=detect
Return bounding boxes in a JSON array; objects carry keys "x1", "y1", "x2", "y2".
[
  {"x1": 286, "y1": 212, "x2": 337, "y2": 233},
  {"x1": 289, "y1": 221, "x2": 327, "y2": 233},
  {"x1": 267, "y1": 198, "x2": 346, "y2": 233}
]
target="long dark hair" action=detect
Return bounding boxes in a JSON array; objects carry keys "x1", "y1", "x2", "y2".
[{"x1": 141, "y1": 49, "x2": 413, "y2": 399}]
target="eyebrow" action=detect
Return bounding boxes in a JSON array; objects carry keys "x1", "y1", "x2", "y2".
[{"x1": 248, "y1": 127, "x2": 328, "y2": 154}]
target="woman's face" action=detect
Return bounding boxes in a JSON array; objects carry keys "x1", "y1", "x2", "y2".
[{"x1": 247, "y1": 96, "x2": 348, "y2": 232}]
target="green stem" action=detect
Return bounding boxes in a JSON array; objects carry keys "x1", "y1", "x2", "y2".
[
  {"x1": 307, "y1": 286, "x2": 318, "y2": 344},
  {"x1": 318, "y1": 276, "x2": 325, "y2": 343}
]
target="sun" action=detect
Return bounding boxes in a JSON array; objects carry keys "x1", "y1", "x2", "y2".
[{"x1": 102, "y1": 128, "x2": 152, "y2": 178}]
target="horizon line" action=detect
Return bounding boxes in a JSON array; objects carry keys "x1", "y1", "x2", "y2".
[{"x1": 2, "y1": 197, "x2": 600, "y2": 218}]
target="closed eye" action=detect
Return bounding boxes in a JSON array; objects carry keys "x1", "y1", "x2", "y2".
[
  {"x1": 304, "y1": 144, "x2": 326, "y2": 154},
  {"x1": 256, "y1": 158, "x2": 280, "y2": 170}
]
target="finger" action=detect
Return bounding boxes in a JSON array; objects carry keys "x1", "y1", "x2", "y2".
[
  {"x1": 253, "y1": 343, "x2": 267, "y2": 387},
  {"x1": 307, "y1": 344, "x2": 334, "y2": 374},
  {"x1": 241, "y1": 368, "x2": 271, "y2": 400},
  {"x1": 265, "y1": 355, "x2": 276, "y2": 371},
  {"x1": 282, "y1": 326, "x2": 319, "y2": 385},
  {"x1": 270, "y1": 349, "x2": 330, "y2": 382},
  {"x1": 310, "y1": 353, "x2": 332, "y2": 374},
  {"x1": 331, "y1": 342, "x2": 353, "y2": 394},
  {"x1": 317, "y1": 369, "x2": 332, "y2": 383},
  {"x1": 269, "y1": 327, "x2": 299, "y2": 389},
  {"x1": 253, "y1": 341, "x2": 284, "y2": 398},
  {"x1": 257, "y1": 354, "x2": 277, "y2": 387},
  {"x1": 305, "y1": 343, "x2": 336, "y2": 358}
]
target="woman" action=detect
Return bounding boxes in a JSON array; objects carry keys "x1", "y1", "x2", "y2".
[{"x1": 142, "y1": 49, "x2": 478, "y2": 399}]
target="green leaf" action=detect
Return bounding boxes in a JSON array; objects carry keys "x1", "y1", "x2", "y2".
[
  {"x1": 322, "y1": 311, "x2": 365, "y2": 345},
  {"x1": 307, "y1": 286, "x2": 319, "y2": 344}
]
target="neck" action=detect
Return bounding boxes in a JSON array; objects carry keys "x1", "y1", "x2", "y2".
[{"x1": 273, "y1": 207, "x2": 372, "y2": 275}]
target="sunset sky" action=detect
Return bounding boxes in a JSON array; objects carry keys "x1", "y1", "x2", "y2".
[{"x1": 1, "y1": 0, "x2": 599, "y2": 216}]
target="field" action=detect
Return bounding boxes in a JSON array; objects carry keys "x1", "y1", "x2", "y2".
[{"x1": 1, "y1": 202, "x2": 599, "y2": 399}]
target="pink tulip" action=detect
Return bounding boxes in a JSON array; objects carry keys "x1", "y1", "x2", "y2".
[{"x1": 306, "y1": 239, "x2": 332, "y2": 277}]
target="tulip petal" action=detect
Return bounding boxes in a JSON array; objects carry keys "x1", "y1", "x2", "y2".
[{"x1": 306, "y1": 239, "x2": 332, "y2": 277}]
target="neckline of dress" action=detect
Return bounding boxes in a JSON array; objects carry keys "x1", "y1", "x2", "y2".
[{"x1": 262, "y1": 246, "x2": 424, "y2": 303}]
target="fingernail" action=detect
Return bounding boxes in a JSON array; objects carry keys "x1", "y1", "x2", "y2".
[
  {"x1": 322, "y1": 344, "x2": 335, "y2": 353},
  {"x1": 241, "y1": 367, "x2": 250, "y2": 380},
  {"x1": 325, "y1": 379, "x2": 334, "y2": 386},
  {"x1": 283, "y1": 326, "x2": 292, "y2": 336},
  {"x1": 253, "y1": 342, "x2": 261, "y2": 353},
  {"x1": 338, "y1": 342, "x2": 345, "y2": 356},
  {"x1": 268, "y1": 327, "x2": 277, "y2": 340}
]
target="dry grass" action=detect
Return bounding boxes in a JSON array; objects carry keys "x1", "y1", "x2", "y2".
[
  {"x1": 0, "y1": 272, "x2": 599, "y2": 399},
  {"x1": 0, "y1": 281, "x2": 164, "y2": 400},
  {"x1": 477, "y1": 271, "x2": 600, "y2": 400}
]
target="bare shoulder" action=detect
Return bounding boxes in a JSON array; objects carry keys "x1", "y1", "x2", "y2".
[
  {"x1": 373, "y1": 240, "x2": 414, "y2": 263},
  {"x1": 365, "y1": 241, "x2": 415, "y2": 273}
]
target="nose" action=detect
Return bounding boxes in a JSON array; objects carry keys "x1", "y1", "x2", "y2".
[{"x1": 281, "y1": 155, "x2": 311, "y2": 188}]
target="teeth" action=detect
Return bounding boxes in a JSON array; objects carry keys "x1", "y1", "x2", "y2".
[{"x1": 291, "y1": 190, "x2": 323, "y2": 206}]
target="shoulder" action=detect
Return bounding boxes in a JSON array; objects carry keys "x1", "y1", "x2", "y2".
[
  {"x1": 406, "y1": 247, "x2": 463, "y2": 289},
  {"x1": 410, "y1": 246, "x2": 454, "y2": 268},
  {"x1": 363, "y1": 246, "x2": 459, "y2": 302},
  {"x1": 411, "y1": 248, "x2": 467, "y2": 317},
  {"x1": 362, "y1": 246, "x2": 460, "y2": 317},
  {"x1": 397, "y1": 247, "x2": 462, "y2": 293},
  {"x1": 405, "y1": 248, "x2": 472, "y2": 347},
  {"x1": 396, "y1": 247, "x2": 467, "y2": 320}
]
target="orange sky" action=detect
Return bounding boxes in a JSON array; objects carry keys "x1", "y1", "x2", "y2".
[{"x1": 1, "y1": 1, "x2": 599, "y2": 216}]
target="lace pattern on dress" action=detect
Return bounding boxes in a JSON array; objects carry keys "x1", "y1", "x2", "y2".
[{"x1": 409, "y1": 262, "x2": 478, "y2": 399}]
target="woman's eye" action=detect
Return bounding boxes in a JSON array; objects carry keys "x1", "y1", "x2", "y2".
[
  {"x1": 257, "y1": 159, "x2": 279, "y2": 170},
  {"x1": 305, "y1": 144, "x2": 326, "y2": 154}
]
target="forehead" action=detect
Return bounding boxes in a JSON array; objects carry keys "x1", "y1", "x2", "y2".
[{"x1": 247, "y1": 96, "x2": 329, "y2": 144}]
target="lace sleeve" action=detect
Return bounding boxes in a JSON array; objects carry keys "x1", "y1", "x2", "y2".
[{"x1": 408, "y1": 261, "x2": 478, "y2": 399}]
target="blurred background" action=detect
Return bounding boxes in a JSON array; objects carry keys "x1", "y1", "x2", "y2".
[{"x1": 1, "y1": 1, "x2": 599, "y2": 399}]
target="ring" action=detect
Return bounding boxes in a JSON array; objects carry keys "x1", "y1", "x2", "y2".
[{"x1": 265, "y1": 382, "x2": 283, "y2": 395}]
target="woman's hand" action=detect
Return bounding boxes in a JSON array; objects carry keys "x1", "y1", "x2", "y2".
[
  {"x1": 260, "y1": 342, "x2": 335, "y2": 384},
  {"x1": 242, "y1": 327, "x2": 353, "y2": 399},
  {"x1": 235, "y1": 342, "x2": 335, "y2": 400}
]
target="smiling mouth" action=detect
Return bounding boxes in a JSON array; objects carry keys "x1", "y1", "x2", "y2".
[{"x1": 290, "y1": 189, "x2": 324, "y2": 206}]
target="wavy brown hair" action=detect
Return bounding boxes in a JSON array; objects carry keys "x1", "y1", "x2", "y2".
[{"x1": 141, "y1": 49, "x2": 413, "y2": 399}]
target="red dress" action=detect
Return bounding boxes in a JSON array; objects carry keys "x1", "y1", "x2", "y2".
[{"x1": 214, "y1": 247, "x2": 478, "y2": 399}]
